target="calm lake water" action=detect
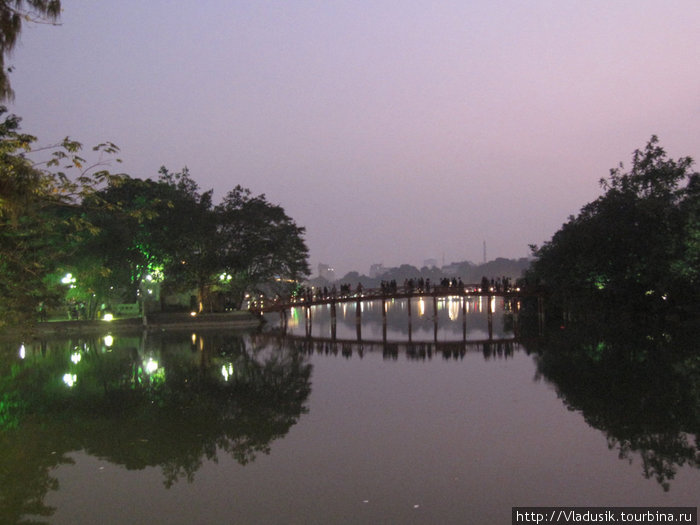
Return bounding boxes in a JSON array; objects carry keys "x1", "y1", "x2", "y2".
[{"x1": 1, "y1": 297, "x2": 698, "y2": 524}]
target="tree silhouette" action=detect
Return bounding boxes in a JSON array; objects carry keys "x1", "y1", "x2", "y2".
[{"x1": 0, "y1": 0, "x2": 61, "y2": 100}]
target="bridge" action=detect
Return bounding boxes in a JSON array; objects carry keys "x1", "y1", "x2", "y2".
[{"x1": 251, "y1": 285, "x2": 544, "y2": 341}]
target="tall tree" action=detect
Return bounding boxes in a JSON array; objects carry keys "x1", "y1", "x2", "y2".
[
  {"x1": 527, "y1": 137, "x2": 698, "y2": 318},
  {"x1": 153, "y1": 167, "x2": 220, "y2": 312},
  {"x1": 0, "y1": 108, "x2": 122, "y2": 330},
  {"x1": 82, "y1": 169, "x2": 218, "y2": 312},
  {"x1": 85, "y1": 171, "x2": 310, "y2": 313},
  {"x1": 79, "y1": 176, "x2": 167, "y2": 305},
  {"x1": 0, "y1": 0, "x2": 61, "y2": 100},
  {"x1": 217, "y1": 186, "x2": 310, "y2": 307}
]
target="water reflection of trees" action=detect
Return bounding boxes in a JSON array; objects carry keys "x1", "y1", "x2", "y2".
[
  {"x1": 524, "y1": 320, "x2": 700, "y2": 491},
  {"x1": 0, "y1": 331, "x2": 312, "y2": 524}
]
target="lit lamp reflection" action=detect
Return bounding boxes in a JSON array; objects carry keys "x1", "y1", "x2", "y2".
[
  {"x1": 63, "y1": 373, "x2": 77, "y2": 388},
  {"x1": 221, "y1": 363, "x2": 234, "y2": 381},
  {"x1": 144, "y1": 357, "x2": 159, "y2": 374},
  {"x1": 448, "y1": 298, "x2": 459, "y2": 320}
]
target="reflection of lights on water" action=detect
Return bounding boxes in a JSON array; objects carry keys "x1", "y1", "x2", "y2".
[
  {"x1": 221, "y1": 363, "x2": 234, "y2": 381},
  {"x1": 191, "y1": 333, "x2": 197, "y2": 345},
  {"x1": 19, "y1": 344, "x2": 25, "y2": 359},
  {"x1": 104, "y1": 335, "x2": 113, "y2": 347},
  {"x1": 490, "y1": 296, "x2": 496, "y2": 313},
  {"x1": 71, "y1": 352, "x2": 81, "y2": 364},
  {"x1": 145, "y1": 357, "x2": 159, "y2": 374},
  {"x1": 63, "y1": 373, "x2": 77, "y2": 387},
  {"x1": 447, "y1": 298, "x2": 460, "y2": 321},
  {"x1": 418, "y1": 298, "x2": 425, "y2": 317},
  {"x1": 289, "y1": 307, "x2": 300, "y2": 328}
]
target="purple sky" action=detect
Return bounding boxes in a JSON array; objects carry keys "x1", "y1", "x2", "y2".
[{"x1": 9, "y1": 1, "x2": 700, "y2": 276}]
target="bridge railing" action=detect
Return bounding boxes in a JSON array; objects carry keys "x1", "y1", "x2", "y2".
[{"x1": 252, "y1": 284, "x2": 529, "y2": 313}]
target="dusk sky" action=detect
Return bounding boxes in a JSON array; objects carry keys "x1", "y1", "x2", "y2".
[{"x1": 8, "y1": 1, "x2": 700, "y2": 277}]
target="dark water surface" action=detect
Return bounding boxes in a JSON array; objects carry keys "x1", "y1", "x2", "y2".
[{"x1": 1, "y1": 299, "x2": 698, "y2": 524}]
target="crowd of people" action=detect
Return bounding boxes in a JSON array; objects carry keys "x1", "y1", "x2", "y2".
[{"x1": 287, "y1": 275, "x2": 516, "y2": 304}]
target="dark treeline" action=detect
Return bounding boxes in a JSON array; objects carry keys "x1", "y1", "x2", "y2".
[
  {"x1": 0, "y1": 110, "x2": 310, "y2": 331},
  {"x1": 514, "y1": 137, "x2": 700, "y2": 488},
  {"x1": 525, "y1": 136, "x2": 699, "y2": 326}
]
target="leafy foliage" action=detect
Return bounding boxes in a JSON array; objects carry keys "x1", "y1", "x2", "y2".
[
  {"x1": 85, "y1": 168, "x2": 310, "y2": 313},
  {"x1": 0, "y1": 0, "x2": 62, "y2": 100},
  {"x1": 527, "y1": 137, "x2": 699, "y2": 319},
  {"x1": 217, "y1": 185, "x2": 311, "y2": 307},
  {"x1": 0, "y1": 108, "x2": 122, "y2": 330}
]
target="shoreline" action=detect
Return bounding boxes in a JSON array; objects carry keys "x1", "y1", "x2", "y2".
[{"x1": 2, "y1": 311, "x2": 264, "y2": 339}]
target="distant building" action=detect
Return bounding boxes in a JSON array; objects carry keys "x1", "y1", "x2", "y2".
[
  {"x1": 423, "y1": 258, "x2": 438, "y2": 269},
  {"x1": 318, "y1": 263, "x2": 336, "y2": 282},
  {"x1": 369, "y1": 263, "x2": 387, "y2": 279}
]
